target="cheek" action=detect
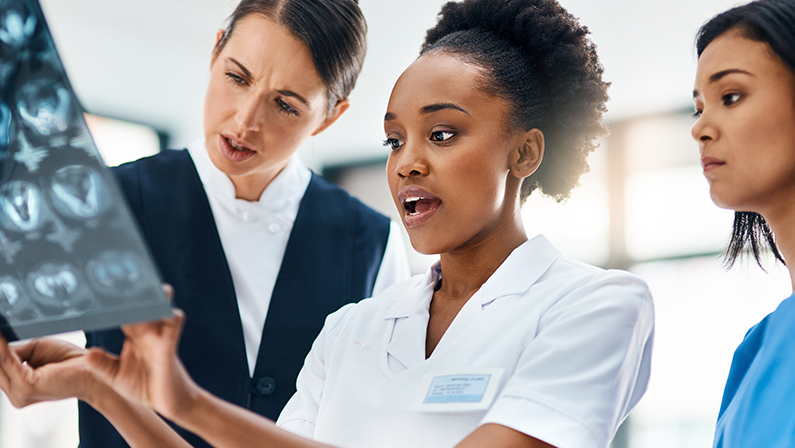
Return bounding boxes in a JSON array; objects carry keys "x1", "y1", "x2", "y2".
[
  {"x1": 203, "y1": 79, "x2": 231, "y2": 131},
  {"x1": 453, "y1": 156, "x2": 506, "y2": 206},
  {"x1": 265, "y1": 118, "x2": 314, "y2": 154},
  {"x1": 385, "y1": 157, "x2": 401, "y2": 206}
]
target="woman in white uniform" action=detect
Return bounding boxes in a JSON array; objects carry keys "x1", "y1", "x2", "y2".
[{"x1": 0, "y1": 0, "x2": 653, "y2": 447}]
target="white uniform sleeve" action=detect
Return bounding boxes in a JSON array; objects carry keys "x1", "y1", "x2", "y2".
[
  {"x1": 371, "y1": 221, "x2": 411, "y2": 296},
  {"x1": 276, "y1": 303, "x2": 358, "y2": 438},
  {"x1": 480, "y1": 270, "x2": 654, "y2": 448}
]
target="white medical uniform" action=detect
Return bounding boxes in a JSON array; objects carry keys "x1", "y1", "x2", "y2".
[
  {"x1": 187, "y1": 139, "x2": 410, "y2": 375},
  {"x1": 277, "y1": 235, "x2": 654, "y2": 448}
]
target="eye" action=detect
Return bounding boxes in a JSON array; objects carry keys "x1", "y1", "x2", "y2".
[
  {"x1": 692, "y1": 109, "x2": 702, "y2": 118},
  {"x1": 277, "y1": 99, "x2": 299, "y2": 117},
  {"x1": 722, "y1": 93, "x2": 742, "y2": 106},
  {"x1": 383, "y1": 138, "x2": 404, "y2": 151},
  {"x1": 430, "y1": 130, "x2": 454, "y2": 142},
  {"x1": 225, "y1": 72, "x2": 247, "y2": 85}
]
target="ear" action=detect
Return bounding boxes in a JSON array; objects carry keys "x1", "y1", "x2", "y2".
[
  {"x1": 311, "y1": 98, "x2": 351, "y2": 136},
  {"x1": 510, "y1": 128, "x2": 544, "y2": 179},
  {"x1": 210, "y1": 29, "x2": 225, "y2": 66}
]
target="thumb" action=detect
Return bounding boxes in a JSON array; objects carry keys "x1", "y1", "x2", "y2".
[{"x1": 85, "y1": 348, "x2": 120, "y2": 383}]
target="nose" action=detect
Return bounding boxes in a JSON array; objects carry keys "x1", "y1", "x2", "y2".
[
  {"x1": 691, "y1": 111, "x2": 716, "y2": 145},
  {"x1": 393, "y1": 141, "x2": 429, "y2": 179},
  {"x1": 235, "y1": 94, "x2": 263, "y2": 133}
]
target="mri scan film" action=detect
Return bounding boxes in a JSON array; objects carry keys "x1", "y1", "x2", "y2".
[{"x1": 0, "y1": 0, "x2": 170, "y2": 340}]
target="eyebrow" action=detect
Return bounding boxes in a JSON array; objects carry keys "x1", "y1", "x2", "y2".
[
  {"x1": 277, "y1": 90, "x2": 310, "y2": 107},
  {"x1": 692, "y1": 69, "x2": 756, "y2": 98},
  {"x1": 421, "y1": 103, "x2": 469, "y2": 115},
  {"x1": 228, "y1": 58, "x2": 311, "y2": 107},
  {"x1": 228, "y1": 58, "x2": 252, "y2": 79},
  {"x1": 383, "y1": 103, "x2": 469, "y2": 121}
]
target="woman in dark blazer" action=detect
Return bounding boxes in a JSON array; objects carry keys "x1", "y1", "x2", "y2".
[{"x1": 77, "y1": 1, "x2": 409, "y2": 447}]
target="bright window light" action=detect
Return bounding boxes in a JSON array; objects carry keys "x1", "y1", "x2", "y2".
[{"x1": 84, "y1": 113, "x2": 161, "y2": 167}]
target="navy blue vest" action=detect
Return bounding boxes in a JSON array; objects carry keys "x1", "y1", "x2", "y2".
[{"x1": 78, "y1": 149, "x2": 390, "y2": 448}]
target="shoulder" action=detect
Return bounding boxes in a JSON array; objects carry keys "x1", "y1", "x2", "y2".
[
  {"x1": 715, "y1": 294, "x2": 795, "y2": 446},
  {"x1": 751, "y1": 294, "x2": 795, "y2": 361},
  {"x1": 112, "y1": 149, "x2": 192, "y2": 180},
  {"x1": 110, "y1": 149, "x2": 201, "y2": 219},
  {"x1": 547, "y1": 255, "x2": 652, "y2": 308},
  {"x1": 767, "y1": 293, "x2": 795, "y2": 326},
  {"x1": 111, "y1": 149, "x2": 200, "y2": 196},
  {"x1": 525, "y1": 254, "x2": 655, "y2": 337}
]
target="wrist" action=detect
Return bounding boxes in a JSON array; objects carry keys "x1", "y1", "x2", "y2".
[
  {"x1": 80, "y1": 375, "x2": 118, "y2": 411},
  {"x1": 166, "y1": 382, "x2": 211, "y2": 429}
]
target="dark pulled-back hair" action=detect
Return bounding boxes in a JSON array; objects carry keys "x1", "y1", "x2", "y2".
[
  {"x1": 215, "y1": 0, "x2": 367, "y2": 114},
  {"x1": 696, "y1": 0, "x2": 795, "y2": 268},
  {"x1": 421, "y1": 0, "x2": 610, "y2": 202}
]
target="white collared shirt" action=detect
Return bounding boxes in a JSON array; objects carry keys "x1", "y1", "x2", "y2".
[
  {"x1": 277, "y1": 235, "x2": 654, "y2": 448},
  {"x1": 186, "y1": 140, "x2": 409, "y2": 376}
]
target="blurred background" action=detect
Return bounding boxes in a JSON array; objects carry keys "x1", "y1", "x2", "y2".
[{"x1": 2, "y1": 0, "x2": 792, "y2": 447}]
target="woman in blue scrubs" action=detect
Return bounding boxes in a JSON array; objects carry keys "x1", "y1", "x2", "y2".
[{"x1": 692, "y1": 1, "x2": 795, "y2": 446}]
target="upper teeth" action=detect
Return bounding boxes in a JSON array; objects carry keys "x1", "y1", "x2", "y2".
[
  {"x1": 404, "y1": 196, "x2": 423, "y2": 203},
  {"x1": 228, "y1": 139, "x2": 247, "y2": 151}
]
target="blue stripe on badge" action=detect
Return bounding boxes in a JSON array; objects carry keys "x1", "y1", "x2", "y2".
[{"x1": 424, "y1": 394, "x2": 484, "y2": 403}]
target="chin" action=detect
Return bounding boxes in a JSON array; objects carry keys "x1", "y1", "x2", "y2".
[
  {"x1": 709, "y1": 191, "x2": 758, "y2": 214},
  {"x1": 709, "y1": 186, "x2": 738, "y2": 211},
  {"x1": 406, "y1": 235, "x2": 447, "y2": 256}
]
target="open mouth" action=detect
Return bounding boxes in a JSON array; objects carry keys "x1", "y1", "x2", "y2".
[
  {"x1": 224, "y1": 136, "x2": 251, "y2": 152},
  {"x1": 398, "y1": 186, "x2": 442, "y2": 227},
  {"x1": 403, "y1": 196, "x2": 442, "y2": 216},
  {"x1": 219, "y1": 134, "x2": 257, "y2": 162}
]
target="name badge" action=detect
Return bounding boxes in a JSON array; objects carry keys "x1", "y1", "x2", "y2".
[{"x1": 408, "y1": 368, "x2": 504, "y2": 412}]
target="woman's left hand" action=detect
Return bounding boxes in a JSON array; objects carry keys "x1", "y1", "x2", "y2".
[{"x1": 0, "y1": 335, "x2": 100, "y2": 407}]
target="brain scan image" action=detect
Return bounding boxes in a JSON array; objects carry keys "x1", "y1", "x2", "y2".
[
  {"x1": 0, "y1": 180, "x2": 48, "y2": 232},
  {"x1": 0, "y1": 102, "x2": 11, "y2": 154},
  {"x1": 16, "y1": 79, "x2": 70, "y2": 137},
  {"x1": 0, "y1": 276, "x2": 37, "y2": 321},
  {"x1": 27, "y1": 263, "x2": 91, "y2": 314},
  {"x1": 0, "y1": 0, "x2": 170, "y2": 339},
  {"x1": 0, "y1": 0, "x2": 36, "y2": 51},
  {"x1": 87, "y1": 251, "x2": 146, "y2": 298},
  {"x1": 0, "y1": 59, "x2": 15, "y2": 94},
  {"x1": 49, "y1": 165, "x2": 111, "y2": 220}
]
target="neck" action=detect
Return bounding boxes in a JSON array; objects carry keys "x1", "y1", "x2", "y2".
[
  {"x1": 229, "y1": 163, "x2": 288, "y2": 202},
  {"x1": 436, "y1": 212, "x2": 528, "y2": 300},
  {"x1": 759, "y1": 201, "x2": 795, "y2": 290}
]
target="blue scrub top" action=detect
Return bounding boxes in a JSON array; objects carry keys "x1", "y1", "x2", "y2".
[{"x1": 714, "y1": 292, "x2": 795, "y2": 448}]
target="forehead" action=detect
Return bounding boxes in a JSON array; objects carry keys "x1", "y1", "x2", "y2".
[
  {"x1": 220, "y1": 14, "x2": 325, "y2": 95},
  {"x1": 387, "y1": 53, "x2": 507, "y2": 119},
  {"x1": 696, "y1": 32, "x2": 788, "y2": 85}
]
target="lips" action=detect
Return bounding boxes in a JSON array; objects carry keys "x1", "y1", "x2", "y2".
[
  {"x1": 398, "y1": 186, "x2": 442, "y2": 227},
  {"x1": 219, "y1": 133, "x2": 256, "y2": 162},
  {"x1": 701, "y1": 156, "x2": 725, "y2": 173}
]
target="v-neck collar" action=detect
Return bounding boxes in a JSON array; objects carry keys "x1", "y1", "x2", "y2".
[{"x1": 381, "y1": 235, "x2": 561, "y2": 373}]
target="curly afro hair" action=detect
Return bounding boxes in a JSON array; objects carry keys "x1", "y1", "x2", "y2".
[{"x1": 421, "y1": 0, "x2": 610, "y2": 202}]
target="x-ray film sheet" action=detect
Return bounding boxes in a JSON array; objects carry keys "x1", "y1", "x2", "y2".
[{"x1": 0, "y1": 0, "x2": 170, "y2": 340}]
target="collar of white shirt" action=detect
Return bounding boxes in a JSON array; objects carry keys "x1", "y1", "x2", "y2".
[
  {"x1": 383, "y1": 235, "x2": 561, "y2": 320},
  {"x1": 186, "y1": 138, "x2": 311, "y2": 219},
  {"x1": 381, "y1": 235, "x2": 562, "y2": 370}
]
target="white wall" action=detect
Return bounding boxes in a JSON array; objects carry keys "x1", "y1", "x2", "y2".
[{"x1": 39, "y1": 0, "x2": 743, "y2": 168}]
